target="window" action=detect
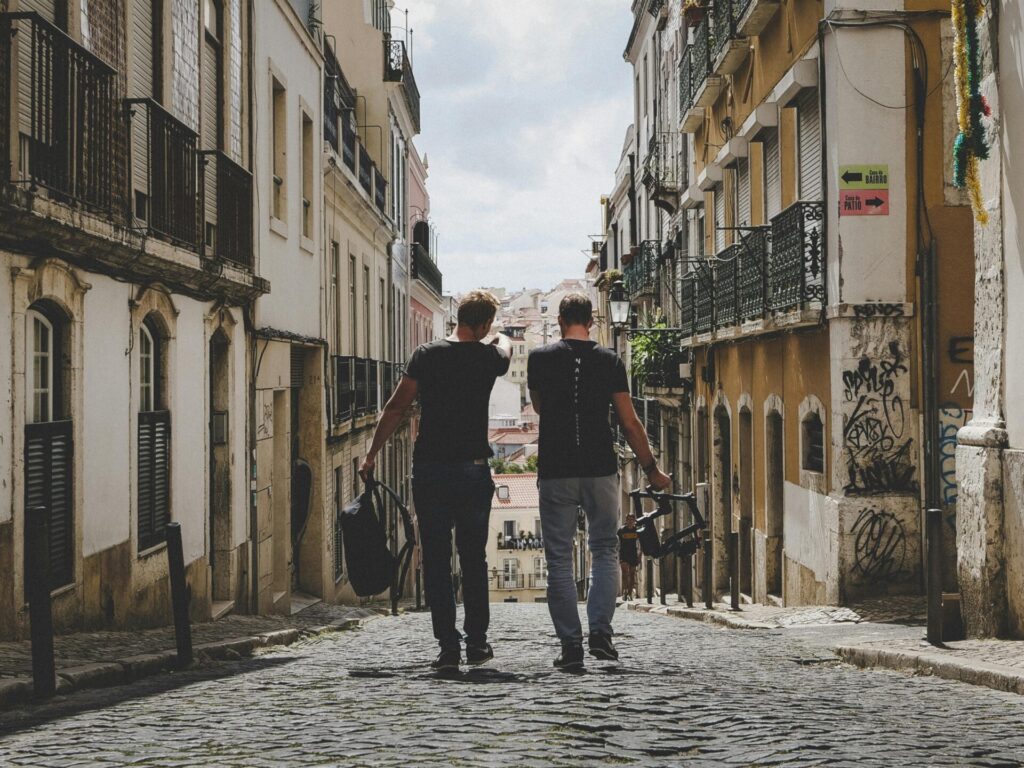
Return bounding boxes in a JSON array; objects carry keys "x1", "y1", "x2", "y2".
[
  {"x1": 363, "y1": 265, "x2": 371, "y2": 357},
  {"x1": 643, "y1": 55, "x2": 649, "y2": 117},
  {"x1": 503, "y1": 520, "x2": 517, "y2": 539},
  {"x1": 334, "y1": 466, "x2": 345, "y2": 581},
  {"x1": 29, "y1": 311, "x2": 54, "y2": 424},
  {"x1": 138, "y1": 317, "x2": 170, "y2": 552},
  {"x1": 796, "y1": 89, "x2": 822, "y2": 201},
  {"x1": 301, "y1": 111, "x2": 313, "y2": 238},
  {"x1": 379, "y1": 277, "x2": 386, "y2": 359},
  {"x1": 203, "y1": 0, "x2": 221, "y2": 38},
  {"x1": 802, "y1": 412, "x2": 825, "y2": 474},
  {"x1": 271, "y1": 76, "x2": 286, "y2": 221},
  {"x1": 502, "y1": 558, "x2": 519, "y2": 588},
  {"x1": 332, "y1": 242, "x2": 341, "y2": 350},
  {"x1": 140, "y1": 323, "x2": 155, "y2": 413},
  {"x1": 349, "y1": 255, "x2": 357, "y2": 354}
]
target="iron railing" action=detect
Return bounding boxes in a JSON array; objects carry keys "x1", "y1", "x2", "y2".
[
  {"x1": 492, "y1": 573, "x2": 526, "y2": 590},
  {"x1": 646, "y1": 400, "x2": 661, "y2": 448},
  {"x1": 769, "y1": 201, "x2": 825, "y2": 312},
  {"x1": 358, "y1": 144, "x2": 373, "y2": 197},
  {"x1": 695, "y1": 264, "x2": 714, "y2": 334},
  {"x1": 324, "y1": 44, "x2": 356, "y2": 154},
  {"x1": 679, "y1": 45, "x2": 694, "y2": 115},
  {"x1": 2, "y1": 12, "x2": 120, "y2": 213},
  {"x1": 384, "y1": 38, "x2": 420, "y2": 133},
  {"x1": 737, "y1": 227, "x2": 770, "y2": 321},
  {"x1": 412, "y1": 243, "x2": 443, "y2": 297},
  {"x1": 127, "y1": 98, "x2": 200, "y2": 250},
  {"x1": 680, "y1": 275, "x2": 696, "y2": 337},
  {"x1": 372, "y1": 0, "x2": 391, "y2": 35},
  {"x1": 711, "y1": 0, "x2": 738, "y2": 63},
  {"x1": 374, "y1": 167, "x2": 387, "y2": 213},
  {"x1": 333, "y1": 355, "x2": 355, "y2": 421},
  {"x1": 624, "y1": 240, "x2": 659, "y2": 299},
  {"x1": 201, "y1": 151, "x2": 253, "y2": 269},
  {"x1": 714, "y1": 247, "x2": 740, "y2": 328},
  {"x1": 691, "y1": 14, "x2": 712, "y2": 97},
  {"x1": 642, "y1": 133, "x2": 680, "y2": 194}
]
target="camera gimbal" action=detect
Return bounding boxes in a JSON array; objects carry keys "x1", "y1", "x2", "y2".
[{"x1": 628, "y1": 487, "x2": 706, "y2": 560}]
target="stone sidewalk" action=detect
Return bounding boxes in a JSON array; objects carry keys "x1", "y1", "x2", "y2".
[
  {"x1": 627, "y1": 594, "x2": 1024, "y2": 696},
  {"x1": 0, "y1": 602, "x2": 382, "y2": 708}
]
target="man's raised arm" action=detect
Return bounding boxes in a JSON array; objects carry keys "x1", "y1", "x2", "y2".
[
  {"x1": 611, "y1": 391, "x2": 672, "y2": 491},
  {"x1": 359, "y1": 376, "x2": 419, "y2": 482}
]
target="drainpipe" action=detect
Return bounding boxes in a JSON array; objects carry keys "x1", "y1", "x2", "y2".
[{"x1": 246, "y1": 0, "x2": 259, "y2": 616}]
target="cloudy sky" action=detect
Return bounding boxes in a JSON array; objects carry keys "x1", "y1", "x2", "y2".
[{"x1": 398, "y1": 0, "x2": 634, "y2": 294}]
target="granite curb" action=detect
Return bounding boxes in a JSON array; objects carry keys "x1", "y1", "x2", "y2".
[
  {"x1": 0, "y1": 615, "x2": 373, "y2": 710},
  {"x1": 836, "y1": 644, "x2": 1024, "y2": 696},
  {"x1": 627, "y1": 600, "x2": 777, "y2": 629}
]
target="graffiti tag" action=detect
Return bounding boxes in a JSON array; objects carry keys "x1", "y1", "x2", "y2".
[
  {"x1": 852, "y1": 508, "x2": 908, "y2": 581},
  {"x1": 852, "y1": 303, "x2": 905, "y2": 319},
  {"x1": 938, "y1": 404, "x2": 972, "y2": 507}
]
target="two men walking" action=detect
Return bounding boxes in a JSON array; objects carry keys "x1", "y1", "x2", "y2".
[{"x1": 362, "y1": 290, "x2": 667, "y2": 671}]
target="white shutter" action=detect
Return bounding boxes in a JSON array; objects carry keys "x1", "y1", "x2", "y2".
[
  {"x1": 129, "y1": 0, "x2": 154, "y2": 98},
  {"x1": 797, "y1": 89, "x2": 822, "y2": 201},
  {"x1": 764, "y1": 130, "x2": 782, "y2": 221},
  {"x1": 737, "y1": 158, "x2": 751, "y2": 227},
  {"x1": 714, "y1": 184, "x2": 725, "y2": 254}
]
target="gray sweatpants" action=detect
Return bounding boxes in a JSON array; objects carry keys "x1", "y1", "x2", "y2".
[{"x1": 539, "y1": 474, "x2": 620, "y2": 645}]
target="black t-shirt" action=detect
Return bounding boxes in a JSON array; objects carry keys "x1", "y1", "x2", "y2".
[
  {"x1": 618, "y1": 526, "x2": 640, "y2": 565},
  {"x1": 406, "y1": 339, "x2": 511, "y2": 463},
  {"x1": 527, "y1": 339, "x2": 630, "y2": 479}
]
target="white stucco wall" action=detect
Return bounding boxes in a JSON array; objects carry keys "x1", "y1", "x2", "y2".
[
  {"x1": 81, "y1": 278, "x2": 132, "y2": 557},
  {"x1": 824, "y1": 26, "x2": 908, "y2": 304},
  {"x1": 782, "y1": 481, "x2": 838, "y2": 590},
  {"x1": 489, "y1": 377, "x2": 522, "y2": 422},
  {"x1": 229, "y1": 307, "x2": 250, "y2": 551},
  {"x1": 252, "y1": 0, "x2": 323, "y2": 339}
]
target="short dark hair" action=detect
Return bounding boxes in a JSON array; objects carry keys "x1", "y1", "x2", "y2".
[
  {"x1": 457, "y1": 290, "x2": 500, "y2": 328},
  {"x1": 559, "y1": 293, "x2": 593, "y2": 326}
]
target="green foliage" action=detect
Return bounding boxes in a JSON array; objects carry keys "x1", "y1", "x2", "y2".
[
  {"x1": 489, "y1": 457, "x2": 525, "y2": 474},
  {"x1": 596, "y1": 269, "x2": 624, "y2": 291},
  {"x1": 525, "y1": 454, "x2": 539, "y2": 473},
  {"x1": 628, "y1": 309, "x2": 667, "y2": 388}
]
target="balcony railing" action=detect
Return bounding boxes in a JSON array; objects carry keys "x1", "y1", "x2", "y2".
[
  {"x1": 679, "y1": 46, "x2": 694, "y2": 117},
  {"x1": 691, "y1": 15, "x2": 712, "y2": 99},
  {"x1": 374, "y1": 167, "x2": 387, "y2": 213},
  {"x1": 680, "y1": 276, "x2": 696, "y2": 337},
  {"x1": 695, "y1": 264, "x2": 714, "y2": 334},
  {"x1": 624, "y1": 240, "x2": 659, "y2": 299},
  {"x1": 324, "y1": 44, "x2": 356, "y2": 155},
  {"x1": 642, "y1": 133, "x2": 680, "y2": 196},
  {"x1": 737, "y1": 227, "x2": 770, "y2": 321},
  {"x1": 713, "y1": 245, "x2": 740, "y2": 329},
  {"x1": 201, "y1": 151, "x2": 253, "y2": 269},
  {"x1": 768, "y1": 201, "x2": 825, "y2": 312},
  {"x1": 342, "y1": 122, "x2": 357, "y2": 172},
  {"x1": 2, "y1": 12, "x2": 120, "y2": 213},
  {"x1": 711, "y1": 0, "x2": 738, "y2": 64},
  {"x1": 358, "y1": 144, "x2": 372, "y2": 195},
  {"x1": 333, "y1": 355, "x2": 355, "y2": 421},
  {"x1": 493, "y1": 573, "x2": 526, "y2": 590},
  {"x1": 384, "y1": 38, "x2": 421, "y2": 133},
  {"x1": 127, "y1": 98, "x2": 200, "y2": 250},
  {"x1": 412, "y1": 243, "x2": 443, "y2": 297}
]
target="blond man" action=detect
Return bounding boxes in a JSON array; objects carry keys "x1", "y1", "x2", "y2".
[{"x1": 361, "y1": 291, "x2": 511, "y2": 671}]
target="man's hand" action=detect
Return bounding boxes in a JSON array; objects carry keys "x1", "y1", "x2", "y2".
[
  {"x1": 647, "y1": 468, "x2": 672, "y2": 492},
  {"x1": 358, "y1": 455, "x2": 376, "y2": 484}
]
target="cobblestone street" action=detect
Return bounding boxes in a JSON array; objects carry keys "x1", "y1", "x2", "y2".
[{"x1": 1, "y1": 604, "x2": 1023, "y2": 767}]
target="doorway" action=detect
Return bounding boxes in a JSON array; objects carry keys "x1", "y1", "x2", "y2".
[
  {"x1": 766, "y1": 410, "x2": 784, "y2": 598},
  {"x1": 712, "y1": 405, "x2": 732, "y2": 594},
  {"x1": 738, "y1": 407, "x2": 753, "y2": 597},
  {"x1": 209, "y1": 330, "x2": 232, "y2": 609}
]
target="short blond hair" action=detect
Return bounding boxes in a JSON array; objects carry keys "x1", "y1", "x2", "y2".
[{"x1": 457, "y1": 290, "x2": 501, "y2": 328}]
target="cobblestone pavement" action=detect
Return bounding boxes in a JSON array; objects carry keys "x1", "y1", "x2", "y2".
[{"x1": 2, "y1": 604, "x2": 1024, "y2": 767}]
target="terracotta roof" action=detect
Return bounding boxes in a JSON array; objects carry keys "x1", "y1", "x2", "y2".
[
  {"x1": 493, "y1": 474, "x2": 539, "y2": 508},
  {"x1": 489, "y1": 428, "x2": 539, "y2": 446}
]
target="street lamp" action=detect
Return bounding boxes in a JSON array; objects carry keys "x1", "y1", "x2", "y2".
[{"x1": 608, "y1": 280, "x2": 632, "y2": 329}]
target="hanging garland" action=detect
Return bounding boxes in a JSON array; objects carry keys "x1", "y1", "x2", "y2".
[{"x1": 951, "y1": 0, "x2": 991, "y2": 224}]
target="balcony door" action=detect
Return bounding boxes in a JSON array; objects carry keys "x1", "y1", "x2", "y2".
[
  {"x1": 209, "y1": 329, "x2": 232, "y2": 606},
  {"x1": 201, "y1": 0, "x2": 224, "y2": 256}
]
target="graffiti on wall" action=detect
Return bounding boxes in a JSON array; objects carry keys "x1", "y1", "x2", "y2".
[
  {"x1": 842, "y1": 342, "x2": 919, "y2": 495},
  {"x1": 852, "y1": 507, "x2": 908, "y2": 581},
  {"x1": 938, "y1": 404, "x2": 972, "y2": 508}
]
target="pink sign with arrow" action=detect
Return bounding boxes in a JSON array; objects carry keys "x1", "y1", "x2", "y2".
[{"x1": 839, "y1": 189, "x2": 889, "y2": 216}]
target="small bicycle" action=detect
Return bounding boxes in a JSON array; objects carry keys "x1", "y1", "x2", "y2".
[{"x1": 628, "y1": 486, "x2": 707, "y2": 560}]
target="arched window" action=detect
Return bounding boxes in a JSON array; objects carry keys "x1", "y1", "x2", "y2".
[
  {"x1": 802, "y1": 412, "x2": 825, "y2": 474},
  {"x1": 140, "y1": 322, "x2": 155, "y2": 413},
  {"x1": 28, "y1": 310, "x2": 54, "y2": 424},
  {"x1": 138, "y1": 316, "x2": 170, "y2": 551}
]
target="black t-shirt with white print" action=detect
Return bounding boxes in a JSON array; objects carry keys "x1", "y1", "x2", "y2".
[{"x1": 527, "y1": 339, "x2": 630, "y2": 480}]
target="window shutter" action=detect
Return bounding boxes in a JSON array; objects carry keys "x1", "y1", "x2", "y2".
[
  {"x1": 290, "y1": 347, "x2": 305, "y2": 389},
  {"x1": 24, "y1": 420, "x2": 75, "y2": 591},
  {"x1": 737, "y1": 158, "x2": 751, "y2": 228},
  {"x1": 797, "y1": 89, "x2": 822, "y2": 201},
  {"x1": 764, "y1": 130, "x2": 782, "y2": 220},
  {"x1": 714, "y1": 184, "x2": 725, "y2": 253},
  {"x1": 138, "y1": 411, "x2": 171, "y2": 551}
]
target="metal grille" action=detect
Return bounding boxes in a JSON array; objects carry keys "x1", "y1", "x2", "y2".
[
  {"x1": 324, "y1": 44, "x2": 355, "y2": 153},
  {"x1": 201, "y1": 150, "x2": 253, "y2": 268},
  {"x1": 680, "y1": 275, "x2": 695, "y2": 337},
  {"x1": 358, "y1": 144, "x2": 372, "y2": 195},
  {"x1": 737, "y1": 227, "x2": 770, "y2": 320},
  {"x1": 24, "y1": 419, "x2": 75, "y2": 592},
  {"x1": 624, "y1": 240, "x2": 660, "y2": 299},
  {"x1": 374, "y1": 168, "x2": 387, "y2": 213},
  {"x1": 714, "y1": 248, "x2": 740, "y2": 328},
  {"x1": 679, "y1": 45, "x2": 693, "y2": 114},
  {"x1": 138, "y1": 410, "x2": 171, "y2": 552},
  {"x1": 711, "y1": 0, "x2": 736, "y2": 62},
  {"x1": 290, "y1": 347, "x2": 305, "y2": 389},
  {"x1": 4, "y1": 12, "x2": 121, "y2": 213},
  {"x1": 769, "y1": 201, "x2": 825, "y2": 311},
  {"x1": 412, "y1": 243, "x2": 443, "y2": 297},
  {"x1": 333, "y1": 356, "x2": 354, "y2": 421},
  {"x1": 695, "y1": 265, "x2": 714, "y2": 334},
  {"x1": 692, "y1": 15, "x2": 711, "y2": 96}
]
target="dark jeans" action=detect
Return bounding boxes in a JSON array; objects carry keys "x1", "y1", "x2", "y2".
[{"x1": 412, "y1": 461, "x2": 495, "y2": 651}]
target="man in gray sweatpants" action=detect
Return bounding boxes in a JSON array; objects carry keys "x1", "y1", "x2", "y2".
[{"x1": 528, "y1": 294, "x2": 671, "y2": 669}]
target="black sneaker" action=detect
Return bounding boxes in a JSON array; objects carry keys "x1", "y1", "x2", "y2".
[
  {"x1": 430, "y1": 648, "x2": 462, "y2": 672},
  {"x1": 466, "y1": 643, "x2": 494, "y2": 666},
  {"x1": 553, "y1": 644, "x2": 585, "y2": 670},
  {"x1": 588, "y1": 633, "x2": 619, "y2": 661}
]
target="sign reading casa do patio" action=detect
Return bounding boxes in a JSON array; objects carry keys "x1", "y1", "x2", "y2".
[{"x1": 839, "y1": 164, "x2": 890, "y2": 217}]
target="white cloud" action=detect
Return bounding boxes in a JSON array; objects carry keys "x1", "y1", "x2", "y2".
[{"x1": 402, "y1": 0, "x2": 634, "y2": 293}]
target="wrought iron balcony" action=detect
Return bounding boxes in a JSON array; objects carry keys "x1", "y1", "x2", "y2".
[
  {"x1": 624, "y1": 240, "x2": 659, "y2": 299},
  {"x1": 358, "y1": 144, "x2": 372, "y2": 195},
  {"x1": 710, "y1": 0, "x2": 750, "y2": 74},
  {"x1": 768, "y1": 201, "x2": 825, "y2": 312},
  {"x1": 737, "y1": 227, "x2": 770, "y2": 321},
  {"x1": 412, "y1": 243, "x2": 443, "y2": 297},
  {"x1": 384, "y1": 38, "x2": 421, "y2": 133},
  {"x1": 691, "y1": 14, "x2": 712, "y2": 102},
  {"x1": 679, "y1": 46, "x2": 694, "y2": 116},
  {"x1": 694, "y1": 264, "x2": 714, "y2": 334},
  {"x1": 374, "y1": 168, "x2": 387, "y2": 214},
  {"x1": 126, "y1": 98, "x2": 200, "y2": 250},
  {"x1": 200, "y1": 151, "x2": 253, "y2": 269},
  {"x1": 713, "y1": 246, "x2": 740, "y2": 329},
  {"x1": 642, "y1": 133, "x2": 681, "y2": 212},
  {"x1": 680, "y1": 275, "x2": 696, "y2": 337},
  {"x1": 1, "y1": 12, "x2": 121, "y2": 214},
  {"x1": 333, "y1": 355, "x2": 355, "y2": 421},
  {"x1": 342, "y1": 123, "x2": 357, "y2": 172},
  {"x1": 372, "y1": 0, "x2": 391, "y2": 35},
  {"x1": 324, "y1": 44, "x2": 356, "y2": 156}
]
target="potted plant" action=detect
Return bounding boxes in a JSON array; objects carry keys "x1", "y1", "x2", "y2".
[
  {"x1": 629, "y1": 311, "x2": 689, "y2": 390},
  {"x1": 596, "y1": 268, "x2": 624, "y2": 291},
  {"x1": 684, "y1": 0, "x2": 707, "y2": 28}
]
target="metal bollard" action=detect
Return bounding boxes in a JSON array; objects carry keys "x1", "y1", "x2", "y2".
[
  {"x1": 730, "y1": 531, "x2": 740, "y2": 611},
  {"x1": 660, "y1": 556, "x2": 667, "y2": 606},
  {"x1": 697, "y1": 483, "x2": 712, "y2": 609},
  {"x1": 165, "y1": 523, "x2": 193, "y2": 667},
  {"x1": 680, "y1": 552, "x2": 694, "y2": 608},
  {"x1": 646, "y1": 558, "x2": 654, "y2": 604},
  {"x1": 26, "y1": 508, "x2": 56, "y2": 700},
  {"x1": 926, "y1": 509, "x2": 943, "y2": 646}
]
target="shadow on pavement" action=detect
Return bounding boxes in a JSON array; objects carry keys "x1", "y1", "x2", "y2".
[{"x1": 0, "y1": 655, "x2": 297, "y2": 739}]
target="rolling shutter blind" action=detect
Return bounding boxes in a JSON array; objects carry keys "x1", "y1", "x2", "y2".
[
  {"x1": 737, "y1": 158, "x2": 751, "y2": 227},
  {"x1": 764, "y1": 130, "x2": 782, "y2": 220},
  {"x1": 797, "y1": 89, "x2": 822, "y2": 201},
  {"x1": 138, "y1": 411, "x2": 171, "y2": 551},
  {"x1": 24, "y1": 420, "x2": 75, "y2": 591},
  {"x1": 290, "y1": 347, "x2": 305, "y2": 388},
  {"x1": 130, "y1": 0, "x2": 154, "y2": 214},
  {"x1": 714, "y1": 184, "x2": 725, "y2": 253},
  {"x1": 201, "y1": 36, "x2": 219, "y2": 242}
]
